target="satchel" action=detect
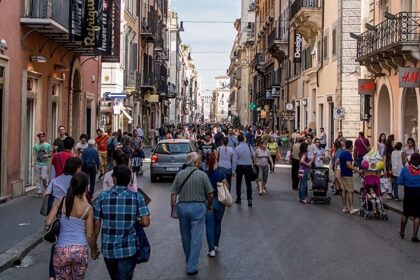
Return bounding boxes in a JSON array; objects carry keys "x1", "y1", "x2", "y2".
[
  {"x1": 170, "y1": 169, "x2": 197, "y2": 219},
  {"x1": 43, "y1": 198, "x2": 64, "y2": 244},
  {"x1": 217, "y1": 182, "x2": 232, "y2": 207},
  {"x1": 247, "y1": 144, "x2": 258, "y2": 182},
  {"x1": 135, "y1": 193, "x2": 151, "y2": 264}
]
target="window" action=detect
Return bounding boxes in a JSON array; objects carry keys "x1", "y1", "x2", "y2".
[
  {"x1": 323, "y1": 34, "x2": 328, "y2": 61},
  {"x1": 317, "y1": 41, "x2": 321, "y2": 64},
  {"x1": 332, "y1": 29, "x2": 336, "y2": 56}
]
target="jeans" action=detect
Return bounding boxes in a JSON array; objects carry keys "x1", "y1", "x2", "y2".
[
  {"x1": 217, "y1": 166, "x2": 232, "y2": 192},
  {"x1": 34, "y1": 165, "x2": 48, "y2": 194},
  {"x1": 82, "y1": 164, "x2": 97, "y2": 195},
  {"x1": 205, "y1": 199, "x2": 225, "y2": 251},
  {"x1": 291, "y1": 159, "x2": 300, "y2": 190},
  {"x1": 177, "y1": 202, "x2": 207, "y2": 273},
  {"x1": 235, "y1": 165, "x2": 253, "y2": 200},
  {"x1": 392, "y1": 176, "x2": 399, "y2": 199},
  {"x1": 104, "y1": 256, "x2": 137, "y2": 280},
  {"x1": 299, "y1": 170, "x2": 309, "y2": 200}
]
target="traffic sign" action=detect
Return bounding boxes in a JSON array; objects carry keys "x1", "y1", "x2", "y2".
[
  {"x1": 333, "y1": 107, "x2": 345, "y2": 120},
  {"x1": 104, "y1": 92, "x2": 128, "y2": 99}
]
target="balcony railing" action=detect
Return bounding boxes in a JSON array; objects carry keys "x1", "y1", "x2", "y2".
[
  {"x1": 356, "y1": 12, "x2": 420, "y2": 59},
  {"x1": 268, "y1": 19, "x2": 288, "y2": 48},
  {"x1": 290, "y1": 0, "x2": 322, "y2": 21},
  {"x1": 23, "y1": 0, "x2": 70, "y2": 28},
  {"x1": 140, "y1": 4, "x2": 157, "y2": 43}
]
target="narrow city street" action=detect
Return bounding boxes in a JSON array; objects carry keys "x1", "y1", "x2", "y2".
[{"x1": 2, "y1": 165, "x2": 420, "y2": 280}]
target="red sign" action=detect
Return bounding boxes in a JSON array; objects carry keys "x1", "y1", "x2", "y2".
[
  {"x1": 358, "y1": 79, "x2": 376, "y2": 95},
  {"x1": 399, "y1": 68, "x2": 420, "y2": 88}
]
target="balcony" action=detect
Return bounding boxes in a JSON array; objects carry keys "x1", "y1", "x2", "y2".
[
  {"x1": 289, "y1": 0, "x2": 322, "y2": 42},
  {"x1": 124, "y1": 70, "x2": 139, "y2": 90},
  {"x1": 356, "y1": 12, "x2": 420, "y2": 73},
  {"x1": 21, "y1": 0, "x2": 72, "y2": 36},
  {"x1": 267, "y1": 18, "x2": 288, "y2": 61},
  {"x1": 140, "y1": 5, "x2": 157, "y2": 43}
]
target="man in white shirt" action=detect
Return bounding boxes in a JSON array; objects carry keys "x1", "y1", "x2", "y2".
[
  {"x1": 306, "y1": 135, "x2": 318, "y2": 160},
  {"x1": 136, "y1": 126, "x2": 144, "y2": 139}
]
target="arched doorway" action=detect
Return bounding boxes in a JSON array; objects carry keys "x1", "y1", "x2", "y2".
[
  {"x1": 71, "y1": 69, "x2": 81, "y2": 138},
  {"x1": 402, "y1": 88, "x2": 418, "y2": 144},
  {"x1": 377, "y1": 85, "x2": 391, "y2": 137}
]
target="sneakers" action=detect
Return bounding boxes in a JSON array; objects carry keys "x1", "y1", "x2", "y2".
[
  {"x1": 349, "y1": 209, "x2": 360, "y2": 215},
  {"x1": 207, "y1": 250, "x2": 216, "y2": 257},
  {"x1": 342, "y1": 208, "x2": 349, "y2": 213},
  {"x1": 214, "y1": 246, "x2": 219, "y2": 252}
]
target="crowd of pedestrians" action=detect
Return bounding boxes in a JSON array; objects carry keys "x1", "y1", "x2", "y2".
[{"x1": 30, "y1": 122, "x2": 420, "y2": 278}]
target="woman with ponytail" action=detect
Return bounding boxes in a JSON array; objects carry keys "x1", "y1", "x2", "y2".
[{"x1": 46, "y1": 172, "x2": 99, "y2": 279}]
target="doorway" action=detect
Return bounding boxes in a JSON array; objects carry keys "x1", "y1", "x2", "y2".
[
  {"x1": 86, "y1": 99, "x2": 92, "y2": 139},
  {"x1": 71, "y1": 70, "x2": 81, "y2": 138},
  {"x1": 377, "y1": 85, "x2": 391, "y2": 137},
  {"x1": 402, "y1": 88, "x2": 418, "y2": 144},
  {"x1": 24, "y1": 98, "x2": 35, "y2": 186}
]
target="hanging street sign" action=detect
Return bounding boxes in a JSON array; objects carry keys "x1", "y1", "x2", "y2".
[
  {"x1": 104, "y1": 92, "x2": 128, "y2": 99},
  {"x1": 358, "y1": 79, "x2": 376, "y2": 95}
]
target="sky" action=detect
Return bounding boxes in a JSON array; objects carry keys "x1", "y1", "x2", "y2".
[{"x1": 171, "y1": 0, "x2": 241, "y2": 91}]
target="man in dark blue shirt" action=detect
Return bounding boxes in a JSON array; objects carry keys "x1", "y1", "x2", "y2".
[
  {"x1": 339, "y1": 140, "x2": 361, "y2": 214},
  {"x1": 81, "y1": 139, "x2": 100, "y2": 195}
]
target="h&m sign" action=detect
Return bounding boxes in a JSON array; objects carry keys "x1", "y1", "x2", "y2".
[
  {"x1": 399, "y1": 68, "x2": 420, "y2": 88},
  {"x1": 358, "y1": 79, "x2": 376, "y2": 95}
]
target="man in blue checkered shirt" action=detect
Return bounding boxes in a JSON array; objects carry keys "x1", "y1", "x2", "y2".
[{"x1": 94, "y1": 165, "x2": 150, "y2": 279}]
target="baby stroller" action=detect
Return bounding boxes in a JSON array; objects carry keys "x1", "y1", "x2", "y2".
[
  {"x1": 359, "y1": 172, "x2": 388, "y2": 220},
  {"x1": 310, "y1": 167, "x2": 331, "y2": 204},
  {"x1": 131, "y1": 148, "x2": 145, "y2": 176}
]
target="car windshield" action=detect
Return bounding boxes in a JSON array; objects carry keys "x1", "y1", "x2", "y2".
[{"x1": 155, "y1": 143, "x2": 191, "y2": 154}]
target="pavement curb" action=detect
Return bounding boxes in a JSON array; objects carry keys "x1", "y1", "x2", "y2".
[{"x1": 0, "y1": 226, "x2": 44, "y2": 273}]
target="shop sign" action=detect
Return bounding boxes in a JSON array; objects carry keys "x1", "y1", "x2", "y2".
[
  {"x1": 82, "y1": 0, "x2": 103, "y2": 48},
  {"x1": 294, "y1": 33, "x2": 302, "y2": 63},
  {"x1": 266, "y1": 89, "x2": 274, "y2": 99},
  {"x1": 102, "y1": 0, "x2": 121, "y2": 61},
  {"x1": 271, "y1": 86, "x2": 280, "y2": 97},
  {"x1": 281, "y1": 110, "x2": 295, "y2": 120},
  {"x1": 399, "y1": 67, "x2": 420, "y2": 88},
  {"x1": 144, "y1": 94, "x2": 159, "y2": 103},
  {"x1": 358, "y1": 79, "x2": 376, "y2": 95}
]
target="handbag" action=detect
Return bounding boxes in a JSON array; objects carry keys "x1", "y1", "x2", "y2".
[
  {"x1": 170, "y1": 169, "x2": 197, "y2": 219},
  {"x1": 217, "y1": 182, "x2": 232, "y2": 207},
  {"x1": 275, "y1": 147, "x2": 281, "y2": 161},
  {"x1": 135, "y1": 194, "x2": 151, "y2": 264},
  {"x1": 40, "y1": 194, "x2": 54, "y2": 216},
  {"x1": 43, "y1": 198, "x2": 64, "y2": 244},
  {"x1": 247, "y1": 144, "x2": 258, "y2": 181}
]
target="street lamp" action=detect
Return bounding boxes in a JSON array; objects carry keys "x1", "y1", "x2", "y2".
[{"x1": 179, "y1": 21, "x2": 184, "y2": 32}]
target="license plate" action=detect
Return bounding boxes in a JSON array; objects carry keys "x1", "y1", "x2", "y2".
[{"x1": 166, "y1": 168, "x2": 179, "y2": 172}]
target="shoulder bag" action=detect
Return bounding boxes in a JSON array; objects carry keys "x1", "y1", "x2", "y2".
[
  {"x1": 43, "y1": 198, "x2": 64, "y2": 244},
  {"x1": 170, "y1": 169, "x2": 197, "y2": 219},
  {"x1": 217, "y1": 181, "x2": 232, "y2": 207},
  {"x1": 135, "y1": 193, "x2": 151, "y2": 264},
  {"x1": 247, "y1": 144, "x2": 258, "y2": 181}
]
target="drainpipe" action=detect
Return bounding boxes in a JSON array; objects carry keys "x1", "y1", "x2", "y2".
[{"x1": 316, "y1": 0, "x2": 325, "y2": 87}]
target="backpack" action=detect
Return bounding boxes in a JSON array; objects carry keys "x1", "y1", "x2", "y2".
[{"x1": 107, "y1": 138, "x2": 116, "y2": 157}]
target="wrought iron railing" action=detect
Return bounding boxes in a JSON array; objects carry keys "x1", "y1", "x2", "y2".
[
  {"x1": 140, "y1": 4, "x2": 157, "y2": 37},
  {"x1": 268, "y1": 18, "x2": 288, "y2": 48},
  {"x1": 356, "y1": 12, "x2": 420, "y2": 59},
  {"x1": 23, "y1": 0, "x2": 70, "y2": 28},
  {"x1": 290, "y1": 0, "x2": 322, "y2": 21}
]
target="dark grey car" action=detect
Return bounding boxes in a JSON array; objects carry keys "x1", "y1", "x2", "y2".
[{"x1": 150, "y1": 139, "x2": 197, "y2": 182}]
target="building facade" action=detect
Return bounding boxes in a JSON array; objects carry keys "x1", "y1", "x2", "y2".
[
  {"x1": 0, "y1": 0, "x2": 104, "y2": 200},
  {"x1": 214, "y1": 76, "x2": 230, "y2": 122},
  {"x1": 355, "y1": 0, "x2": 419, "y2": 144}
]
